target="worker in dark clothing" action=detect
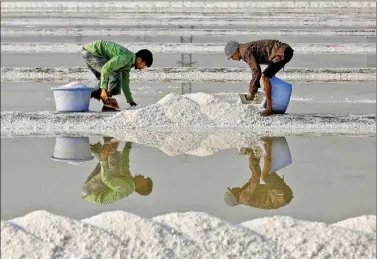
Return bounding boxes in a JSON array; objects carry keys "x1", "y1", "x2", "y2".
[{"x1": 225, "y1": 40, "x2": 294, "y2": 116}]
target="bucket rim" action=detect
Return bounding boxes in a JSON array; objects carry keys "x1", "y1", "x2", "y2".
[
  {"x1": 51, "y1": 156, "x2": 94, "y2": 162},
  {"x1": 51, "y1": 87, "x2": 93, "y2": 91}
]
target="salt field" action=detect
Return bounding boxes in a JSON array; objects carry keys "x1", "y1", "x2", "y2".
[{"x1": 1, "y1": 1, "x2": 376, "y2": 258}]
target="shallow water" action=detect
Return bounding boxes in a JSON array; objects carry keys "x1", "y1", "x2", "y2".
[{"x1": 1, "y1": 135, "x2": 375, "y2": 224}]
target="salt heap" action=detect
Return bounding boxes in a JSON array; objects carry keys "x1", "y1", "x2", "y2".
[
  {"x1": 2, "y1": 210, "x2": 375, "y2": 259},
  {"x1": 110, "y1": 92, "x2": 262, "y2": 128},
  {"x1": 57, "y1": 81, "x2": 92, "y2": 89}
]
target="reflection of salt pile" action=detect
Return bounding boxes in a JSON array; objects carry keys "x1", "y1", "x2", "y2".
[
  {"x1": 110, "y1": 93, "x2": 262, "y2": 128},
  {"x1": 110, "y1": 130, "x2": 262, "y2": 156},
  {"x1": 2, "y1": 210, "x2": 375, "y2": 259}
]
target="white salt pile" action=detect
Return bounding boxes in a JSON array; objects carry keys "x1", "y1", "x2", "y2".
[
  {"x1": 55, "y1": 81, "x2": 92, "y2": 89},
  {"x1": 2, "y1": 210, "x2": 375, "y2": 259},
  {"x1": 1, "y1": 93, "x2": 375, "y2": 137},
  {"x1": 110, "y1": 92, "x2": 262, "y2": 128}
]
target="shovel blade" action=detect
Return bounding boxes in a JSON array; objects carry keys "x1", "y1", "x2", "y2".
[
  {"x1": 238, "y1": 93, "x2": 254, "y2": 104},
  {"x1": 238, "y1": 93, "x2": 265, "y2": 105}
]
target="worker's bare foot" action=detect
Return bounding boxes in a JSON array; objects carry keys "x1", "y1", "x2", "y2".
[{"x1": 260, "y1": 109, "x2": 273, "y2": 117}]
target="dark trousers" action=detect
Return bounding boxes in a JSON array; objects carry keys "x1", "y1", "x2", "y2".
[
  {"x1": 263, "y1": 46, "x2": 294, "y2": 78},
  {"x1": 81, "y1": 49, "x2": 122, "y2": 100}
]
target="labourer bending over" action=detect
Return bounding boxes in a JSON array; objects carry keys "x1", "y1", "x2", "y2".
[
  {"x1": 225, "y1": 39, "x2": 294, "y2": 116},
  {"x1": 81, "y1": 40, "x2": 153, "y2": 111}
]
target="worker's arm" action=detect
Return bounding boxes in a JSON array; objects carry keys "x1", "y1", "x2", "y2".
[
  {"x1": 244, "y1": 49, "x2": 261, "y2": 97},
  {"x1": 100, "y1": 54, "x2": 132, "y2": 91},
  {"x1": 121, "y1": 72, "x2": 134, "y2": 104},
  {"x1": 247, "y1": 55, "x2": 261, "y2": 96},
  {"x1": 261, "y1": 138, "x2": 273, "y2": 180},
  {"x1": 121, "y1": 142, "x2": 132, "y2": 176}
]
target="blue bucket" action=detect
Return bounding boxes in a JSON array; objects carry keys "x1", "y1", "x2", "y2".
[
  {"x1": 51, "y1": 87, "x2": 93, "y2": 112},
  {"x1": 262, "y1": 76, "x2": 292, "y2": 114}
]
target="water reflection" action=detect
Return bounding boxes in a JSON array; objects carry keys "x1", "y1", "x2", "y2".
[
  {"x1": 224, "y1": 137, "x2": 294, "y2": 210},
  {"x1": 81, "y1": 137, "x2": 153, "y2": 205},
  {"x1": 51, "y1": 136, "x2": 94, "y2": 163},
  {"x1": 50, "y1": 135, "x2": 293, "y2": 208}
]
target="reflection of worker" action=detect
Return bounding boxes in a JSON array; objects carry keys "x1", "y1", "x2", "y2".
[
  {"x1": 82, "y1": 137, "x2": 153, "y2": 205},
  {"x1": 224, "y1": 137, "x2": 293, "y2": 209}
]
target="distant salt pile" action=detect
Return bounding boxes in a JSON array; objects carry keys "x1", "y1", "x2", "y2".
[
  {"x1": 57, "y1": 81, "x2": 92, "y2": 89},
  {"x1": 110, "y1": 92, "x2": 262, "y2": 128},
  {"x1": 1, "y1": 210, "x2": 375, "y2": 259}
]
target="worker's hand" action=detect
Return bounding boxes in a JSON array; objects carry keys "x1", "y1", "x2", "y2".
[
  {"x1": 100, "y1": 89, "x2": 109, "y2": 103},
  {"x1": 100, "y1": 143, "x2": 118, "y2": 160},
  {"x1": 246, "y1": 92, "x2": 255, "y2": 101},
  {"x1": 101, "y1": 144, "x2": 112, "y2": 153},
  {"x1": 100, "y1": 147, "x2": 110, "y2": 161},
  {"x1": 129, "y1": 101, "x2": 138, "y2": 107}
]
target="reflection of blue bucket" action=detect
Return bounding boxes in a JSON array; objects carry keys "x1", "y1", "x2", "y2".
[
  {"x1": 262, "y1": 76, "x2": 292, "y2": 114},
  {"x1": 270, "y1": 137, "x2": 292, "y2": 172}
]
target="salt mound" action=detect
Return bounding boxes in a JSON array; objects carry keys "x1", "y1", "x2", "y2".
[
  {"x1": 2, "y1": 210, "x2": 376, "y2": 259},
  {"x1": 83, "y1": 211, "x2": 204, "y2": 258},
  {"x1": 110, "y1": 93, "x2": 261, "y2": 128},
  {"x1": 57, "y1": 81, "x2": 91, "y2": 89},
  {"x1": 10, "y1": 211, "x2": 129, "y2": 258},
  {"x1": 333, "y1": 215, "x2": 376, "y2": 234},
  {"x1": 1, "y1": 221, "x2": 56, "y2": 258},
  {"x1": 84, "y1": 211, "x2": 270, "y2": 258},
  {"x1": 153, "y1": 212, "x2": 271, "y2": 258},
  {"x1": 242, "y1": 216, "x2": 376, "y2": 259}
]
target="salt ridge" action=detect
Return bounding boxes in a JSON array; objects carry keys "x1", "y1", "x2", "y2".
[
  {"x1": 3, "y1": 17, "x2": 374, "y2": 27},
  {"x1": 3, "y1": 28, "x2": 375, "y2": 37},
  {"x1": 1, "y1": 93, "x2": 375, "y2": 144},
  {"x1": 3, "y1": 12, "x2": 375, "y2": 19},
  {"x1": 2, "y1": 1, "x2": 375, "y2": 12},
  {"x1": 2, "y1": 42, "x2": 374, "y2": 55},
  {"x1": 2, "y1": 210, "x2": 375, "y2": 259},
  {"x1": 213, "y1": 93, "x2": 377, "y2": 104},
  {"x1": 2, "y1": 67, "x2": 375, "y2": 83}
]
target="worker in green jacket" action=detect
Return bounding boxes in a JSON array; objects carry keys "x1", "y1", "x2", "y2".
[
  {"x1": 81, "y1": 40, "x2": 153, "y2": 111},
  {"x1": 81, "y1": 139, "x2": 153, "y2": 205}
]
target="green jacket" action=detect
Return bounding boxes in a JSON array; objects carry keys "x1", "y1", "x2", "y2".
[
  {"x1": 82, "y1": 143, "x2": 136, "y2": 205},
  {"x1": 83, "y1": 40, "x2": 136, "y2": 103}
]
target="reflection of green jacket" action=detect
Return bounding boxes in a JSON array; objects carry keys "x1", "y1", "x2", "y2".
[{"x1": 82, "y1": 142, "x2": 135, "y2": 205}]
